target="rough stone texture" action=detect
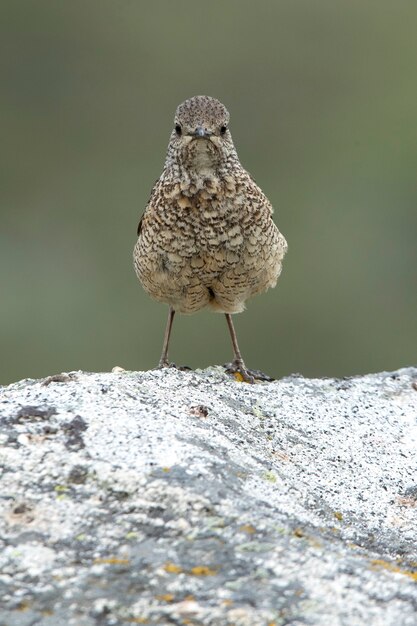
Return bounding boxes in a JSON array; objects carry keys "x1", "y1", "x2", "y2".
[{"x1": 0, "y1": 366, "x2": 417, "y2": 626}]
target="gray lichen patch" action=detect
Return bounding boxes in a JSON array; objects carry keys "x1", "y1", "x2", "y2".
[{"x1": 0, "y1": 367, "x2": 417, "y2": 625}]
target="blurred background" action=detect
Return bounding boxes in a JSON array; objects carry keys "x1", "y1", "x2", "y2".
[{"x1": 1, "y1": 0, "x2": 416, "y2": 385}]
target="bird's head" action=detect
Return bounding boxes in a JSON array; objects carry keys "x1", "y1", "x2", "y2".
[{"x1": 166, "y1": 95, "x2": 236, "y2": 172}]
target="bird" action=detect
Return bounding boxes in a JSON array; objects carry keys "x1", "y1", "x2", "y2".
[{"x1": 133, "y1": 95, "x2": 287, "y2": 382}]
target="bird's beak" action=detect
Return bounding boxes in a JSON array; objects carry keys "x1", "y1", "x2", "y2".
[{"x1": 191, "y1": 127, "x2": 212, "y2": 138}]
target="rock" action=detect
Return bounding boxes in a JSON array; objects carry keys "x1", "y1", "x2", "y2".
[{"x1": 0, "y1": 366, "x2": 417, "y2": 625}]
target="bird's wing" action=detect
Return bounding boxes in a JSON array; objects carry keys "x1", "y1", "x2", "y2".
[
  {"x1": 137, "y1": 177, "x2": 163, "y2": 236},
  {"x1": 137, "y1": 214, "x2": 144, "y2": 236}
]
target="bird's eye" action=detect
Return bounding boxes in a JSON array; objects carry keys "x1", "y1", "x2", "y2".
[
  {"x1": 220, "y1": 125, "x2": 227, "y2": 135},
  {"x1": 175, "y1": 124, "x2": 182, "y2": 136}
]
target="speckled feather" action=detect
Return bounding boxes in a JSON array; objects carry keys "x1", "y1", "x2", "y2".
[{"x1": 133, "y1": 96, "x2": 287, "y2": 315}]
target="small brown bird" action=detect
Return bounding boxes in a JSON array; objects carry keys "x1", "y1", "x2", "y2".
[{"x1": 133, "y1": 95, "x2": 287, "y2": 382}]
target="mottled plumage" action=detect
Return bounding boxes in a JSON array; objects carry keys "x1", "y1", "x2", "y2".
[{"x1": 133, "y1": 95, "x2": 287, "y2": 381}]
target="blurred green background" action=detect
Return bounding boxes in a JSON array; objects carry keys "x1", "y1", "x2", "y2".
[{"x1": 1, "y1": 0, "x2": 416, "y2": 385}]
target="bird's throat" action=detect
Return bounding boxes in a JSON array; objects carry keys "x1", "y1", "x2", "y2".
[{"x1": 187, "y1": 139, "x2": 219, "y2": 175}]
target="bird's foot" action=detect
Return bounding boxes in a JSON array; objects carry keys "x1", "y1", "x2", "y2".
[{"x1": 224, "y1": 360, "x2": 274, "y2": 384}]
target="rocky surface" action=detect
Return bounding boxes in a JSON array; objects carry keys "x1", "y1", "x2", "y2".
[{"x1": 0, "y1": 366, "x2": 417, "y2": 626}]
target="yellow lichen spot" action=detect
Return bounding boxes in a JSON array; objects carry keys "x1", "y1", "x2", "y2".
[
  {"x1": 239, "y1": 524, "x2": 256, "y2": 535},
  {"x1": 263, "y1": 471, "x2": 277, "y2": 483},
  {"x1": 293, "y1": 528, "x2": 305, "y2": 538},
  {"x1": 233, "y1": 372, "x2": 245, "y2": 382},
  {"x1": 222, "y1": 599, "x2": 233, "y2": 606},
  {"x1": 164, "y1": 561, "x2": 183, "y2": 574},
  {"x1": 155, "y1": 593, "x2": 174, "y2": 602},
  {"x1": 371, "y1": 559, "x2": 417, "y2": 581},
  {"x1": 161, "y1": 467, "x2": 171, "y2": 473},
  {"x1": 125, "y1": 531, "x2": 138, "y2": 539},
  {"x1": 54, "y1": 485, "x2": 69, "y2": 492},
  {"x1": 252, "y1": 405, "x2": 264, "y2": 418},
  {"x1": 334, "y1": 511, "x2": 343, "y2": 521},
  {"x1": 190, "y1": 565, "x2": 218, "y2": 576},
  {"x1": 94, "y1": 557, "x2": 130, "y2": 565}
]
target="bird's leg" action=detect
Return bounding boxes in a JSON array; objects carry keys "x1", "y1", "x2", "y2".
[
  {"x1": 224, "y1": 313, "x2": 255, "y2": 383},
  {"x1": 158, "y1": 306, "x2": 175, "y2": 368},
  {"x1": 224, "y1": 313, "x2": 274, "y2": 383}
]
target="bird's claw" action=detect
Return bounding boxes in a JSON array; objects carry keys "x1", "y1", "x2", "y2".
[{"x1": 224, "y1": 361, "x2": 274, "y2": 384}]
